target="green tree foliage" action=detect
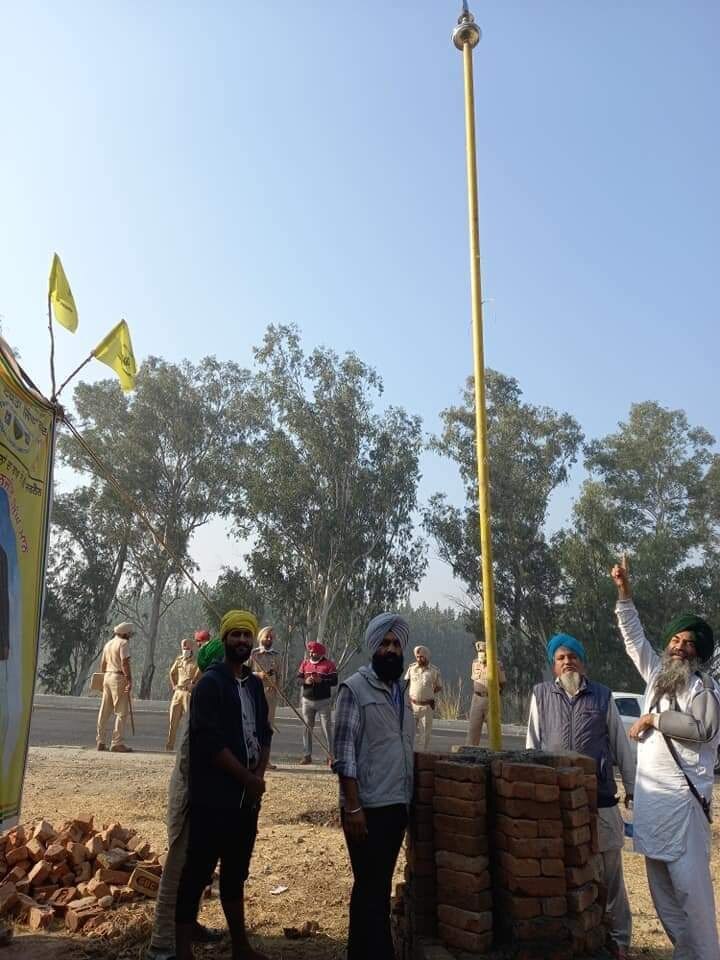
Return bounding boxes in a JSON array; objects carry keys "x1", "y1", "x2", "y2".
[
  {"x1": 556, "y1": 402, "x2": 720, "y2": 688},
  {"x1": 59, "y1": 356, "x2": 256, "y2": 698},
  {"x1": 40, "y1": 487, "x2": 130, "y2": 694},
  {"x1": 239, "y1": 325, "x2": 427, "y2": 672},
  {"x1": 425, "y1": 372, "x2": 583, "y2": 706}
]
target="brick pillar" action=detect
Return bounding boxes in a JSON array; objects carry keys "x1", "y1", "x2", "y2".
[
  {"x1": 491, "y1": 760, "x2": 572, "y2": 959},
  {"x1": 549, "y1": 757, "x2": 607, "y2": 956},
  {"x1": 433, "y1": 759, "x2": 492, "y2": 955}
]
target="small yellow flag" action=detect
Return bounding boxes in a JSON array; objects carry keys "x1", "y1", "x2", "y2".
[
  {"x1": 48, "y1": 253, "x2": 79, "y2": 332},
  {"x1": 92, "y1": 320, "x2": 137, "y2": 391}
]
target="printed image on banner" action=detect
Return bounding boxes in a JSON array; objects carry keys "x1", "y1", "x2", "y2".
[{"x1": 0, "y1": 342, "x2": 55, "y2": 832}]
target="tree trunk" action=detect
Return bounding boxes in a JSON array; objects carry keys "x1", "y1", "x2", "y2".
[{"x1": 139, "y1": 573, "x2": 168, "y2": 699}]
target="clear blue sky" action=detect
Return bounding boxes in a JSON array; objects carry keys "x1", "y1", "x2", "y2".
[{"x1": 1, "y1": 2, "x2": 718, "y2": 605}]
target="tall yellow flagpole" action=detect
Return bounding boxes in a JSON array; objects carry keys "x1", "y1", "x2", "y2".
[{"x1": 452, "y1": 2, "x2": 502, "y2": 748}]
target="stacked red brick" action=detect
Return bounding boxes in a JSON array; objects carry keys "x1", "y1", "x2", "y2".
[
  {"x1": 393, "y1": 753, "x2": 442, "y2": 959},
  {"x1": 0, "y1": 816, "x2": 163, "y2": 934},
  {"x1": 433, "y1": 759, "x2": 492, "y2": 955},
  {"x1": 545, "y1": 755, "x2": 605, "y2": 956},
  {"x1": 491, "y1": 760, "x2": 571, "y2": 959}
]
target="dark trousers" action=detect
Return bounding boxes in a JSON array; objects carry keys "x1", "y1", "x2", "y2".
[
  {"x1": 175, "y1": 803, "x2": 259, "y2": 923},
  {"x1": 343, "y1": 804, "x2": 408, "y2": 960}
]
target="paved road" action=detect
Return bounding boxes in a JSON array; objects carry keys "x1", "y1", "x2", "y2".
[{"x1": 29, "y1": 701, "x2": 526, "y2": 760}]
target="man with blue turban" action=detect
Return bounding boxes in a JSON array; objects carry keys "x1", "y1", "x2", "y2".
[
  {"x1": 332, "y1": 612, "x2": 414, "y2": 960},
  {"x1": 174, "y1": 609, "x2": 272, "y2": 960},
  {"x1": 613, "y1": 562, "x2": 720, "y2": 960},
  {"x1": 526, "y1": 631, "x2": 635, "y2": 960}
]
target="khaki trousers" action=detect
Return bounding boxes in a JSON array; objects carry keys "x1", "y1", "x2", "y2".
[
  {"x1": 466, "y1": 694, "x2": 488, "y2": 745},
  {"x1": 263, "y1": 684, "x2": 279, "y2": 730},
  {"x1": 150, "y1": 719, "x2": 190, "y2": 952},
  {"x1": 96, "y1": 673, "x2": 129, "y2": 748},
  {"x1": 167, "y1": 690, "x2": 191, "y2": 750},
  {"x1": 412, "y1": 705, "x2": 433, "y2": 752}
]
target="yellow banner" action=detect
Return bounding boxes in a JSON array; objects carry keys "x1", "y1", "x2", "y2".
[{"x1": 0, "y1": 342, "x2": 55, "y2": 832}]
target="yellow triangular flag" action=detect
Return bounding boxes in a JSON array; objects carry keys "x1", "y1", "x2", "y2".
[
  {"x1": 92, "y1": 320, "x2": 137, "y2": 391},
  {"x1": 48, "y1": 253, "x2": 79, "y2": 332}
]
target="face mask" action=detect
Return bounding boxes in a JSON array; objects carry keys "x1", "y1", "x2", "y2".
[
  {"x1": 310, "y1": 654, "x2": 320, "y2": 663},
  {"x1": 182, "y1": 649, "x2": 192, "y2": 658},
  {"x1": 225, "y1": 642, "x2": 252, "y2": 664},
  {"x1": 372, "y1": 652, "x2": 404, "y2": 683}
]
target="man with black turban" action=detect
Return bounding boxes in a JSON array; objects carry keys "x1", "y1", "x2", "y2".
[
  {"x1": 612, "y1": 563, "x2": 720, "y2": 960},
  {"x1": 332, "y1": 612, "x2": 414, "y2": 960}
]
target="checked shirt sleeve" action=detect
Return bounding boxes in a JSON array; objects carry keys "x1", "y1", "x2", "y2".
[{"x1": 331, "y1": 685, "x2": 362, "y2": 779}]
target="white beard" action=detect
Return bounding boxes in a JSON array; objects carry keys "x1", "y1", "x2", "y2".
[
  {"x1": 558, "y1": 671, "x2": 582, "y2": 697},
  {"x1": 654, "y1": 650, "x2": 699, "y2": 702}
]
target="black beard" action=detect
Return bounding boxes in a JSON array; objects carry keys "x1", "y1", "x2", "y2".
[
  {"x1": 372, "y1": 652, "x2": 404, "y2": 683},
  {"x1": 654, "y1": 650, "x2": 699, "y2": 701},
  {"x1": 225, "y1": 644, "x2": 252, "y2": 664}
]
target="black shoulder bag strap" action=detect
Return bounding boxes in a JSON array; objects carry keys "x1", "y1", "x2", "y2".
[{"x1": 650, "y1": 676, "x2": 713, "y2": 823}]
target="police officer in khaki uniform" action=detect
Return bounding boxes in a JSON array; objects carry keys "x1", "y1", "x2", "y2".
[
  {"x1": 166, "y1": 639, "x2": 199, "y2": 752},
  {"x1": 97, "y1": 621, "x2": 135, "y2": 752},
  {"x1": 466, "y1": 640, "x2": 506, "y2": 745}
]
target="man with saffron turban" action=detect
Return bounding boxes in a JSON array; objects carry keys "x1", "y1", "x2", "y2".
[
  {"x1": 332, "y1": 613, "x2": 414, "y2": 960},
  {"x1": 526, "y1": 632, "x2": 635, "y2": 959},
  {"x1": 404, "y1": 644, "x2": 443, "y2": 751},
  {"x1": 612, "y1": 563, "x2": 720, "y2": 960},
  {"x1": 174, "y1": 610, "x2": 272, "y2": 960}
]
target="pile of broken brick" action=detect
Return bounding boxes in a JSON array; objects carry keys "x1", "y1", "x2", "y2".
[{"x1": 0, "y1": 815, "x2": 162, "y2": 934}]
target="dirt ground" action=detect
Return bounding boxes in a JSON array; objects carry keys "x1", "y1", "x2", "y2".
[{"x1": 6, "y1": 747, "x2": 720, "y2": 959}]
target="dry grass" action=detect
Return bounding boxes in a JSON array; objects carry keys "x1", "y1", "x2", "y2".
[{"x1": 8, "y1": 747, "x2": 720, "y2": 959}]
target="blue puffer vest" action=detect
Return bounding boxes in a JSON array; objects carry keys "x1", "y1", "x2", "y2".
[{"x1": 533, "y1": 678, "x2": 617, "y2": 808}]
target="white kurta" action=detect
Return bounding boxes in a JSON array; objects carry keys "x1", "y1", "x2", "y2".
[
  {"x1": 615, "y1": 600, "x2": 719, "y2": 860},
  {"x1": 616, "y1": 600, "x2": 720, "y2": 960}
]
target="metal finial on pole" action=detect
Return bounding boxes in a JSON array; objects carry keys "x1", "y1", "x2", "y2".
[
  {"x1": 453, "y1": 2, "x2": 481, "y2": 50},
  {"x1": 451, "y1": 5, "x2": 502, "y2": 750}
]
